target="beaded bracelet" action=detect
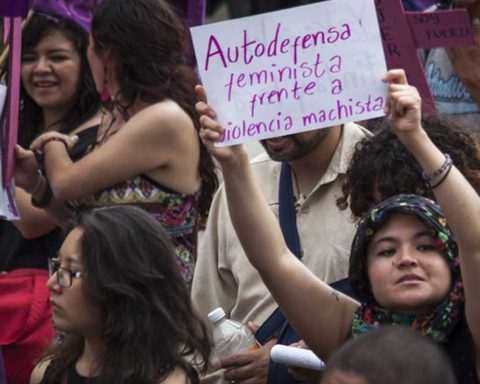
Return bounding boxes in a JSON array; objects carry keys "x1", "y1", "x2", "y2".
[
  {"x1": 39, "y1": 136, "x2": 68, "y2": 154},
  {"x1": 422, "y1": 154, "x2": 452, "y2": 183},
  {"x1": 430, "y1": 162, "x2": 453, "y2": 189}
]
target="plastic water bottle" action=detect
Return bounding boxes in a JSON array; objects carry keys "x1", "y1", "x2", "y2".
[{"x1": 207, "y1": 307, "x2": 259, "y2": 358}]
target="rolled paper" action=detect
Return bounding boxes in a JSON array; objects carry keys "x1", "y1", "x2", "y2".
[
  {"x1": 186, "y1": 0, "x2": 205, "y2": 28},
  {"x1": 375, "y1": 0, "x2": 435, "y2": 111}
]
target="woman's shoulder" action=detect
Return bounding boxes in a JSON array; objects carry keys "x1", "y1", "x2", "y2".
[
  {"x1": 30, "y1": 359, "x2": 51, "y2": 384},
  {"x1": 121, "y1": 100, "x2": 196, "y2": 150},
  {"x1": 130, "y1": 100, "x2": 194, "y2": 133}
]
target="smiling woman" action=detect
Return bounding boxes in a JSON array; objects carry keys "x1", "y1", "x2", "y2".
[
  {"x1": 30, "y1": 206, "x2": 211, "y2": 384},
  {"x1": 21, "y1": 31, "x2": 82, "y2": 117},
  {"x1": 198, "y1": 68, "x2": 480, "y2": 383},
  {"x1": 0, "y1": 11, "x2": 101, "y2": 384},
  {"x1": 16, "y1": 0, "x2": 218, "y2": 289}
]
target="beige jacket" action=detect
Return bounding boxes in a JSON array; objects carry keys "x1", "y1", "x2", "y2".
[{"x1": 192, "y1": 123, "x2": 371, "y2": 383}]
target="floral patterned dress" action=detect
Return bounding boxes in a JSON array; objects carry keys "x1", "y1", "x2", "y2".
[{"x1": 68, "y1": 175, "x2": 199, "y2": 287}]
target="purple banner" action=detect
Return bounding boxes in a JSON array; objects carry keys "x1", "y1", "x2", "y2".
[
  {"x1": 0, "y1": 0, "x2": 28, "y2": 17},
  {"x1": 407, "y1": 9, "x2": 475, "y2": 49},
  {"x1": 32, "y1": 0, "x2": 102, "y2": 32},
  {"x1": 187, "y1": 0, "x2": 205, "y2": 27},
  {"x1": 375, "y1": 0, "x2": 435, "y2": 111}
]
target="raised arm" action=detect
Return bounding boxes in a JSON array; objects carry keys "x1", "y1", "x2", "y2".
[
  {"x1": 384, "y1": 69, "x2": 480, "y2": 369},
  {"x1": 196, "y1": 86, "x2": 358, "y2": 359},
  {"x1": 29, "y1": 100, "x2": 200, "y2": 201}
]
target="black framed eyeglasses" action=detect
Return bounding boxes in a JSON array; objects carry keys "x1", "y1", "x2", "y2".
[{"x1": 48, "y1": 258, "x2": 83, "y2": 288}]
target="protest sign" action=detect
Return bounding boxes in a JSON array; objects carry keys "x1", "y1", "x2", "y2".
[
  {"x1": 407, "y1": 10, "x2": 475, "y2": 49},
  {"x1": 191, "y1": 0, "x2": 387, "y2": 146},
  {"x1": 376, "y1": 0, "x2": 475, "y2": 111},
  {"x1": 0, "y1": 84, "x2": 18, "y2": 220}
]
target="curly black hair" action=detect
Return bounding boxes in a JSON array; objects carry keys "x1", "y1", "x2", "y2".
[{"x1": 337, "y1": 114, "x2": 480, "y2": 219}]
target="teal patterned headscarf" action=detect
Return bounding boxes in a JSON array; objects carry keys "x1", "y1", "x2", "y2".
[{"x1": 349, "y1": 194, "x2": 464, "y2": 343}]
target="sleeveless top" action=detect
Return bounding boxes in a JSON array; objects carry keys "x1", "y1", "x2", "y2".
[
  {"x1": 44, "y1": 362, "x2": 199, "y2": 383},
  {"x1": 67, "y1": 365, "x2": 95, "y2": 384},
  {"x1": 0, "y1": 125, "x2": 100, "y2": 272},
  {"x1": 67, "y1": 127, "x2": 199, "y2": 287}
]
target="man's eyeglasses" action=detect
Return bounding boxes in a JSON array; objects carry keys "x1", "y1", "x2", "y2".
[{"x1": 48, "y1": 258, "x2": 83, "y2": 288}]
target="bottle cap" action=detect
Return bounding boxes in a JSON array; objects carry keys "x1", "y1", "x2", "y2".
[{"x1": 207, "y1": 307, "x2": 226, "y2": 323}]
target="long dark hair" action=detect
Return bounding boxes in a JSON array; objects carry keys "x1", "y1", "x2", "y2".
[
  {"x1": 18, "y1": 13, "x2": 100, "y2": 147},
  {"x1": 91, "y1": 0, "x2": 217, "y2": 224},
  {"x1": 40, "y1": 206, "x2": 211, "y2": 383}
]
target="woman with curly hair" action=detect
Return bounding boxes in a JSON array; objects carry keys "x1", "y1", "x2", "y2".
[
  {"x1": 337, "y1": 114, "x2": 480, "y2": 218},
  {"x1": 30, "y1": 206, "x2": 211, "y2": 383},
  {"x1": 16, "y1": 0, "x2": 217, "y2": 287},
  {"x1": 198, "y1": 69, "x2": 480, "y2": 383}
]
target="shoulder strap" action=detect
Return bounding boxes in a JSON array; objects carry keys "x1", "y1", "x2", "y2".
[
  {"x1": 278, "y1": 162, "x2": 301, "y2": 258},
  {"x1": 259, "y1": 161, "x2": 353, "y2": 384}
]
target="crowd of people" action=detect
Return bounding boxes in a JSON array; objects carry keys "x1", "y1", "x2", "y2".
[{"x1": 0, "y1": 0, "x2": 479, "y2": 383}]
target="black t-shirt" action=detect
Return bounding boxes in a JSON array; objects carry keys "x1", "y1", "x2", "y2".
[{"x1": 0, "y1": 125, "x2": 100, "y2": 271}]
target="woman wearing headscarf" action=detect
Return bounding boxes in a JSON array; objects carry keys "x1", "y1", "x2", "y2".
[{"x1": 197, "y1": 68, "x2": 480, "y2": 383}]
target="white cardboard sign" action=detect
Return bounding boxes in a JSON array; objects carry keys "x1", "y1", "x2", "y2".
[
  {"x1": 190, "y1": 0, "x2": 388, "y2": 146},
  {"x1": 0, "y1": 84, "x2": 19, "y2": 221}
]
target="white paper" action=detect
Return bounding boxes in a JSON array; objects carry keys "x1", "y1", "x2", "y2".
[
  {"x1": 0, "y1": 84, "x2": 19, "y2": 220},
  {"x1": 191, "y1": 0, "x2": 388, "y2": 146}
]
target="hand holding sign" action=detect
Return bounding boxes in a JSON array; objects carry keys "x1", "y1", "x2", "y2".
[
  {"x1": 375, "y1": 0, "x2": 476, "y2": 111},
  {"x1": 191, "y1": 0, "x2": 388, "y2": 146},
  {"x1": 196, "y1": 85, "x2": 248, "y2": 165}
]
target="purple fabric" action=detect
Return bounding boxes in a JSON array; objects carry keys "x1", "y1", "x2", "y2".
[
  {"x1": 169, "y1": 0, "x2": 205, "y2": 27},
  {"x1": 187, "y1": 0, "x2": 205, "y2": 27},
  {"x1": 167, "y1": 0, "x2": 206, "y2": 68},
  {"x1": 2, "y1": 18, "x2": 22, "y2": 186},
  {"x1": 31, "y1": 0, "x2": 102, "y2": 32},
  {"x1": 0, "y1": 0, "x2": 29, "y2": 17}
]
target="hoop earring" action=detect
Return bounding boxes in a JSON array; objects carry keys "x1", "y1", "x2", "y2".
[{"x1": 100, "y1": 67, "x2": 110, "y2": 102}]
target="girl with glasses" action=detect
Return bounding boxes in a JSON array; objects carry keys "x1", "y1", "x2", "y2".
[
  {"x1": 31, "y1": 205, "x2": 211, "y2": 383},
  {"x1": 0, "y1": 9, "x2": 101, "y2": 383}
]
